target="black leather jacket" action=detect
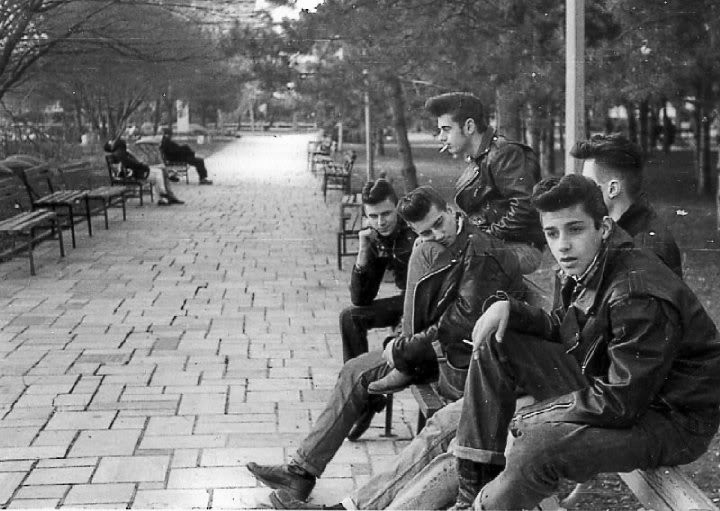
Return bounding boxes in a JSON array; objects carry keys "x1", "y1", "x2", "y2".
[
  {"x1": 508, "y1": 227, "x2": 720, "y2": 437},
  {"x1": 350, "y1": 220, "x2": 417, "y2": 306},
  {"x1": 455, "y1": 127, "x2": 545, "y2": 248},
  {"x1": 392, "y1": 221, "x2": 526, "y2": 381},
  {"x1": 617, "y1": 196, "x2": 682, "y2": 277}
]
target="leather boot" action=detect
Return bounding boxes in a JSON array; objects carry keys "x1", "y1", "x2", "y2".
[
  {"x1": 451, "y1": 459, "x2": 503, "y2": 510},
  {"x1": 247, "y1": 462, "x2": 316, "y2": 501},
  {"x1": 269, "y1": 490, "x2": 345, "y2": 509}
]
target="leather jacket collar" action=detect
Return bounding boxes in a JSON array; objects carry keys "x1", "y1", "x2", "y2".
[{"x1": 558, "y1": 224, "x2": 634, "y2": 315}]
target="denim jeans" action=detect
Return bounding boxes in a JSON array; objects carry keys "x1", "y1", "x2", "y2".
[
  {"x1": 292, "y1": 350, "x2": 391, "y2": 476},
  {"x1": 339, "y1": 295, "x2": 404, "y2": 362},
  {"x1": 454, "y1": 330, "x2": 714, "y2": 510},
  {"x1": 345, "y1": 360, "x2": 467, "y2": 510}
]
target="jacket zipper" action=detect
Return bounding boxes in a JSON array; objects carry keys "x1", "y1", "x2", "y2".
[
  {"x1": 580, "y1": 336, "x2": 604, "y2": 373},
  {"x1": 517, "y1": 400, "x2": 573, "y2": 421}
]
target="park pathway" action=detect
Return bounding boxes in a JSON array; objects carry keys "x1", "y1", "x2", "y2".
[{"x1": 0, "y1": 133, "x2": 418, "y2": 509}]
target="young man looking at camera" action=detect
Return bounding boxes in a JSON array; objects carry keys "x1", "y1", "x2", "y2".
[{"x1": 451, "y1": 174, "x2": 720, "y2": 509}]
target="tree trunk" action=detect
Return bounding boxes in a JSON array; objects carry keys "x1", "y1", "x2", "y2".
[
  {"x1": 153, "y1": 98, "x2": 161, "y2": 135},
  {"x1": 625, "y1": 101, "x2": 637, "y2": 143},
  {"x1": 496, "y1": 86, "x2": 522, "y2": 140},
  {"x1": 387, "y1": 75, "x2": 417, "y2": 192},
  {"x1": 540, "y1": 108, "x2": 555, "y2": 177},
  {"x1": 662, "y1": 102, "x2": 673, "y2": 154},
  {"x1": 639, "y1": 98, "x2": 649, "y2": 156},
  {"x1": 375, "y1": 127, "x2": 385, "y2": 157},
  {"x1": 699, "y1": 109, "x2": 713, "y2": 196}
]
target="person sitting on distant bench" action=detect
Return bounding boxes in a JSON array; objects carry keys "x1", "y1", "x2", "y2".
[
  {"x1": 104, "y1": 138, "x2": 184, "y2": 206},
  {"x1": 160, "y1": 129, "x2": 213, "y2": 185}
]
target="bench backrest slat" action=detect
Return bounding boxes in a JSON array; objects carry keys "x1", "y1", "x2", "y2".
[
  {"x1": 58, "y1": 161, "x2": 93, "y2": 190},
  {"x1": 0, "y1": 175, "x2": 33, "y2": 219},
  {"x1": 22, "y1": 164, "x2": 58, "y2": 201}
]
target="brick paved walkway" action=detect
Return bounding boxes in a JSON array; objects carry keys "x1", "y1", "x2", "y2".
[{"x1": 0, "y1": 133, "x2": 419, "y2": 509}]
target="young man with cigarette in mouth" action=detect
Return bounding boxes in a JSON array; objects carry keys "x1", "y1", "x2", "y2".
[{"x1": 426, "y1": 92, "x2": 545, "y2": 275}]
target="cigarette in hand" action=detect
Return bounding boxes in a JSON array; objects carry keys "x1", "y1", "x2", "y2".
[
  {"x1": 462, "y1": 339, "x2": 473, "y2": 346},
  {"x1": 439, "y1": 144, "x2": 450, "y2": 153}
]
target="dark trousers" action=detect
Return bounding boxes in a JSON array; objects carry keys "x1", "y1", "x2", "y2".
[
  {"x1": 185, "y1": 155, "x2": 208, "y2": 180},
  {"x1": 454, "y1": 330, "x2": 714, "y2": 510},
  {"x1": 339, "y1": 295, "x2": 404, "y2": 362}
]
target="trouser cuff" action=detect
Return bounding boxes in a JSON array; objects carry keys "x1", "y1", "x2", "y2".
[
  {"x1": 452, "y1": 444, "x2": 506, "y2": 465},
  {"x1": 341, "y1": 496, "x2": 358, "y2": 510},
  {"x1": 290, "y1": 453, "x2": 322, "y2": 478}
]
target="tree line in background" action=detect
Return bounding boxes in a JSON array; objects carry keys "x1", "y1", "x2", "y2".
[{"x1": 1, "y1": 0, "x2": 719, "y2": 195}]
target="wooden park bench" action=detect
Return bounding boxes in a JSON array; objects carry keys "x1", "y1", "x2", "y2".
[
  {"x1": 307, "y1": 140, "x2": 333, "y2": 174},
  {"x1": 22, "y1": 164, "x2": 92, "y2": 248},
  {"x1": 58, "y1": 161, "x2": 128, "y2": 230},
  {"x1": 337, "y1": 192, "x2": 364, "y2": 270},
  {"x1": 0, "y1": 175, "x2": 64, "y2": 275},
  {"x1": 160, "y1": 154, "x2": 189, "y2": 184},
  {"x1": 322, "y1": 150, "x2": 356, "y2": 201},
  {"x1": 105, "y1": 155, "x2": 154, "y2": 206}
]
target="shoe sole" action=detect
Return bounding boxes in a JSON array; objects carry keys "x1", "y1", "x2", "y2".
[{"x1": 247, "y1": 466, "x2": 311, "y2": 501}]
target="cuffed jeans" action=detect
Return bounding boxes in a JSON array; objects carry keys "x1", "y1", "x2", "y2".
[
  {"x1": 292, "y1": 350, "x2": 391, "y2": 476},
  {"x1": 454, "y1": 330, "x2": 714, "y2": 510},
  {"x1": 147, "y1": 165, "x2": 180, "y2": 200},
  {"x1": 345, "y1": 360, "x2": 467, "y2": 510},
  {"x1": 339, "y1": 295, "x2": 404, "y2": 362}
]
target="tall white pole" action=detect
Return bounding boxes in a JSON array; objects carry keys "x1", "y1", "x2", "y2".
[
  {"x1": 363, "y1": 69, "x2": 374, "y2": 180},
  {"x1": 565, "y1": 0, "x2": 585, "y2": 174}
]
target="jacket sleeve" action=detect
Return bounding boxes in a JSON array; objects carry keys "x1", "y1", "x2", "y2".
[
  {"x1": 349, "y1": 256, "x2": 388, "y2": 306},
  {"x1": 485, "y1": 144, "x2": 539, "y2": 241},
  {"x1": 392, "y1": 249, "x2": 505, "y2": 374},
  {"x1": 515, "y1": 296, "x2": 681, "y2": 428}
]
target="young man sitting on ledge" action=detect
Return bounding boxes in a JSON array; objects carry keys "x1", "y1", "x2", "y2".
[
  {"x1": 339, "y1": 178, "x2": 416, "y2": 440},
  {"x1": 247, "y1": 185, "x2": 525, "y2": 507},
  {"x1": 450, "y1": 174, "x2": 720, "y2": 510}
]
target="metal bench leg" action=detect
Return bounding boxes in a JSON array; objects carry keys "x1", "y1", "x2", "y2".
[
  {"x1": 84, "y1": 198, "x2": 93, "y2": 236},
  {"x1": 382, "y1": 394, "x2": 394, "y2": 437},
  {"x1": 56, "y1": 218, "x2": 65, "y2": 257},
  {"x1": 337, "y1": 232, "x2": 343, "y2": 270},
  {"x1": 121, "y1": 195, "x2": 127, "y2": 220}
]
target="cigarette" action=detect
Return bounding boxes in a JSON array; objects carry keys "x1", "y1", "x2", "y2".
[
  {"x1": 462, "y1": 339, "x2": 473, "y2": 346},
  {"x1": 439, "y1": 144, "x2": 450, "y2": 153}
]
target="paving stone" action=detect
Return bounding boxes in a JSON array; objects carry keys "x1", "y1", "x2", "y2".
[
  {"x1": 45, "y1": 411, "x2": 116, "y2": 431},
  {"x1": 170, "y1": 449, "x2": 199, "y2": 468},
  {"x1": 7, "y1": 498, "x2": 60, "y2": 508},
  {"x1": 69, "y1": 429, "x2": 140, "y2": 457},
  {"x1": 166, "y1": 467, "x2": 255, "y2": 489},
  {"x1": 36, "y1": 457, "x2": 98, "y2": 468},
  {"x1": 0, "y1": 472, "x2": 27, "y2": 505},
  {"x1": 15, "y1": 484, "x2": 69, "y2": 499},
  {"x1": 93, "y1": 456, "x2": 169, "y2": 483},
  {"x1": 212, "y1": 488, "x2": 272, "y2": 509},
  {"x1": 24, "y1": 466, "x2": 94, "y2": 485},
  {"x1": 200, "y1": 447, "x2": 283, "y2": 467},
  {"x1": 132, "y1": 489, "x2": 209, "y2": 508},
  {"x1": 63, "y1": 483, "x2": 135, "y2": 505},
  {"x1": 139, "y1": 434, "x2": 226, "y2": 450},
  {"x1": 32, "y1": 430, "x2": 77, "y2": 448}
]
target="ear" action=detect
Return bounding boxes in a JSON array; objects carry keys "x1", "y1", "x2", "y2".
[
  {"x1": 600, "y1": 216, "x2": 613, "y2": 241},
  {"x1": 463, "y1": 118, "x2": 476, "y2": 135},
  {"x1": 607, "y1": 179, "x2": 621, "y2": 199}
]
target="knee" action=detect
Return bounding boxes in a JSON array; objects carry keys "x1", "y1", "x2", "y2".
[{"x1": 339, "y1": 306, "x2": 355, "y2": 327}]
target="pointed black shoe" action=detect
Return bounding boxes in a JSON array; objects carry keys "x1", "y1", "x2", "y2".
[
  {"x1": 246, "y1": 462, "x2": 316, "y2": 501},
  {"x1": 269, "y1": 490, "x2": 345, "y2": 509}
]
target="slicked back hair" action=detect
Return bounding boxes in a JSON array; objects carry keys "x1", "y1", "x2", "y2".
[
  {"x1": 362, "y1": 178, "x2": 398, "y2": 206},
  {"x1": 425, "y1": 92, "x2": 487, "y2": 131},
  {"x1": 531, "y1": 174, "x2": 608, "y2": 228},
  {"x1": 571, "y1": 133, "x2": 644, "y2": 198},
  {"x1": 397, "y1": 186, "x2": 448, "y2": 223}
]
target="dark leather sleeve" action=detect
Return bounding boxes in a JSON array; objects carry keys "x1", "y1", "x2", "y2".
[
  {"x1": 349, "y1": 255, "x2": 388, "y2": 306},
  {"x1": 485, "y1": 144, "x2": 542, "y2": 243},
  {"x1": 392, "y1": 248, "x2": 504, "y2": 374},
  {"x1": 515, "y1": 297, "x2": 681, "y2": 428}
]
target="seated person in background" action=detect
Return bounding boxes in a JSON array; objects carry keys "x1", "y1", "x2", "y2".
[
  {"x1": 573, "y1": 133, "x2": 682, "y2": 276},
  {"x1": 160, "y1": 129, "x2": 213, "y2": 185},
  {"x1": 104, "y1": 138, "x2": 183, "y2": 206},
  {"x1": 451, "y1": 174, "x2": 720, "y2": 510},
  {"x1": 339, "y1": 178, "x2": 417, "y2": 440},
  {"x1": 247, "y1": 185, "x2": 525, "y2": 507}
]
